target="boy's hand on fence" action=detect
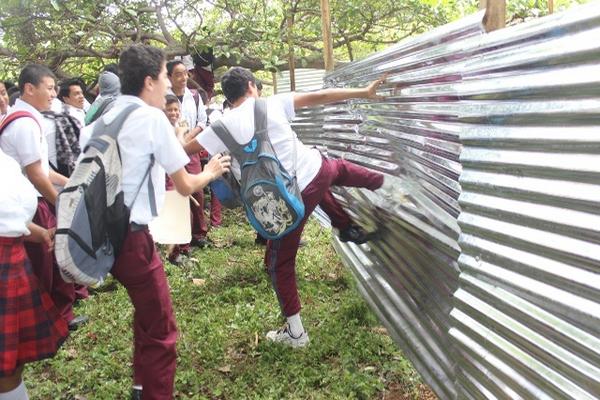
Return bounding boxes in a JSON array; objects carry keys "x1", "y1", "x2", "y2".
[
  {"x1": 365, "y1": 74, "x2": 388, "y2": 100},
  {"x1": 205, "y1": 153, "x2": 232, "y2": 181}
]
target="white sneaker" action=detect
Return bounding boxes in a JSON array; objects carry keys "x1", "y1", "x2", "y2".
[{"x1": 266, "y1": 324, "x2": 310, "y2": 348}]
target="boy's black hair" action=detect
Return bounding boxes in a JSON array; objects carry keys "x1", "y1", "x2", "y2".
[
  {"x1": 3, "y1": 81, "x2": 15, "y2": 90},
  {"x1": 9, "y1": 91, "x2": 19, "y2": 106},
  {"x1": 256, "y1": 80, "x2": 263, "y2": 91},
  {"x1": 165, "y1": 94, "x2": 179, "y2": 105},
  {"x1": 103, "y1": 63, "x2": 119, "y2": 76},
  {"x1": 119, "y1": 45, "x2": 165, "y2": 96},
  {"x1": 18, "y1": 64, "x2": 56, "y2": 95},
  {"x1": 221, "y1": 67, "x2": 256, "y2": 103},
  {"x1": 58, "y1": 78, "x2": 85, "y2": 101},
  {"x1": 166, "y1": 60, "x2": 184, "y2": 76},
  {"x1": 7, "y1": 85, "x2": 19, "y2": 97}
]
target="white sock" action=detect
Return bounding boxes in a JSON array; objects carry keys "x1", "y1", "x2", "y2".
[
  {"x1": 0, "y1": 381, "x2": 29, "y2": 400},
  {"x1": 287, "y1": 313, "x2": 305, "y2": 337}
]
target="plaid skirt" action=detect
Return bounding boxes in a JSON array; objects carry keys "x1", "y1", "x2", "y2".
[{"x1": 0, "y1": 236, "x2": 68, "y2": 377}]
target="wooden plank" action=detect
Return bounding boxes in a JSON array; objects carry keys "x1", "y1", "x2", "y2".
[
  {"x1": 320, "y1": 0, "x2": 334, "y2": 71},
  {"x1": 287, "y1": 13, "x2": 296, "y2": 91},
  {"x1": 480, "y1": 0, "x2": 506, "y2": 32}
]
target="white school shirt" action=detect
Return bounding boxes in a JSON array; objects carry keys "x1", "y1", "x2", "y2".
[
  {"x1": 98, "y1": 95, "x2": 189, "y2": 225},
  {"x1": 42, "y1": 116, "x2": 58, "y2": 168},
  {"x1": 0, "y1": 149, "x2": 38, "y2": 237},
  {"x1": 64, "y1": 103, "x2": 86, "y2": 127},
  {"x1": 167, "y1": 87, "x2": 207, "y2": 130},
  {"x1": 196, "y1": 93, "x2": 322, "y2": 191},
  {"x1": 0, "y1": 99, "x2": 50, "y2": 197}
]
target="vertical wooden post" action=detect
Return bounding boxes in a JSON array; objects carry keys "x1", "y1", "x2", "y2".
[
  {"x1": 548, "y1": 0, "x2": 554, "y2": 14},
  {"x1": 320, "y1": 0, "x2": 334, "y2": 71},
  {"x1": 287, "y1": 12, "x2": 296, "y2": 91},
  {"x1": 480, "y1": 0, "x2": 506, "y2": 32},
  {"x1": 272, "y1": 72, "x2": 278, "y2": 95}
]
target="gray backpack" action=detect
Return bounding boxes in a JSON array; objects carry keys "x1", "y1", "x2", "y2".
[
  {"x1": 55, "y1": 104, "x2": 156, "y2": 286},
  {"x1": 211, "y1": 99, "x2": 305, "y2": 240}
]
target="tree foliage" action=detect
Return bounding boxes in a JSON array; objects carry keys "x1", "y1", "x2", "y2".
[{"x1": 0, "y1": 0, "x2": 590, "y2": 81}]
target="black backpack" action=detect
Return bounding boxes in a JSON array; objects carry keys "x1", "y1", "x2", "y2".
[{"x1": 210, "y1": 99, "x2": 305, "y2": 240}]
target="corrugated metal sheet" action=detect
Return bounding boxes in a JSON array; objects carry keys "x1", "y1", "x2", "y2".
[
  {"x1": 276, "y1": 68, "x2": 326, "y2": 93},
  {"x1": 292, "y1": 3, "x2": 600, "y2": 399}
]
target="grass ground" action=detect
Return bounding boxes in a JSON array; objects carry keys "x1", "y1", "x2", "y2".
[{"x1": 26, "y1": 209, "x2": 431, "y2": 399}]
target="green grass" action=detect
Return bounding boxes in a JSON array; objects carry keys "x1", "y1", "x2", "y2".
[{"x1": 26, "y1": 209, "x2": 424, "y2": 399}]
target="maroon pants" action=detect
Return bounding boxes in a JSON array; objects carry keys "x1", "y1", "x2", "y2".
[
  {"x1": 111, "y1": 226, "x2": 177, "y2": 400},
  {"x1": 264, "y1": 158, "x2": 383, "y2": 316},
  {"x1": 210, "y1": 191, "x2": 222, "y2": 226},
  {"x1": 191, "y1": 191, "x2": 209, "y2": 241},
  {"x1": 24, "y1": 198, "x2": 75, "y2": 323}
]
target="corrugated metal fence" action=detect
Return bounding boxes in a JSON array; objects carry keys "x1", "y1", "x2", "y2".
[{"x1": 292, "y1": 4, "x2": 600, "y2": 399}]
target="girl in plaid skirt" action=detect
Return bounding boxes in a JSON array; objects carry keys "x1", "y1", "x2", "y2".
[{"x1": 0, "y1": 149, "x2": 68, "y2": 399}]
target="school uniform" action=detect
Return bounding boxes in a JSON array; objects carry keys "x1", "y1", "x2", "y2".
[
  {"x1": 196, "y1": 93, "x2": 384, "y2": 318},
  {"x1": 0, "y1": 98, "x2": 76, "y2": 324},
  {"x1": 0, "y1": 149, "x2": 68, "y2": 377},
  {"x1": 103, "y1": 95, "x2": 189, "y2": 399}
]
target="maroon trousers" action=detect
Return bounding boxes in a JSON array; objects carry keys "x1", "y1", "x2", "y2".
[
  {"x1": 24, "y1": 198, "x2": 75, "y2": 323},
  {"x1": 209, "y1": 190, "x2": 222, "y2": 226},
  {"x1": 111, "y1": 226, "x2": 177, "y2": 400},
  {"x1": 264, "y1": 158, "x2": 384, "y2": 316}
]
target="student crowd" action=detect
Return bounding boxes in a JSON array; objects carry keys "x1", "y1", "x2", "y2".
[{"x1": 0, "y1": 44, "x2": 386, "y2": 399}]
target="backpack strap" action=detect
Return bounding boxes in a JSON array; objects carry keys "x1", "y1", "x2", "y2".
[
  {"x1": 191, "y1": 89, "x2": 200, "y2": 110},
  {"x1": 211, "y1": 119, "x2": 242, "y2": 158},
  {"x1": 253, "y1": 98, "x2": 298, "y2": 179},
  {"x1": 253, "y1": 99, "x2": 268, "y2": 138},
  {"x1": 90, "y1": 103, "x2": 140, "y2": 142},
  {"x1": 0, "y1": 111, "x2": 40, "y2": 137}
]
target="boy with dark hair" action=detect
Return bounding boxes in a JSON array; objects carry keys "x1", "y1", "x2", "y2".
[
  {"x1": 185, "y1": 66, "x2": 386, "y2": 347},
  {"x1": 166, "y1": 59, "x2": 212, "y2": 245},
  {"x1": 57, "y1": 78, "x2": 86, "y2": 127},
  {"x1": 0, "y1": 64, "x2": 86, "y2": 332},
  {"x1": 162, "y1": 94, "x2": 208, "y2": 264},
  {"x1": 100, "y1": 44, "x2": 230, "y2": 399}
]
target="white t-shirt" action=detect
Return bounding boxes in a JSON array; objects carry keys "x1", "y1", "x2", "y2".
[
  {"x1": 42, "y1": 116, "x2": 58, "y2": 168},
  {"x1": 0, "y1": 99, "x2": 50, "y2": 197},
  {"x1": 0, "y1": 149, "x2": 38, "y2": 237},
  {"x1": 196, "y1": 93, "x2": 322, "y2": 191},
  {"x1": 64, "y1": 104, "x2": 86, "y2": 127},
  {"x1": 168, "y1": 87, "x2": 207, "y2": 129},
  {"x1": 91, "y1": 95, "x2": 190, "y2": 225}
]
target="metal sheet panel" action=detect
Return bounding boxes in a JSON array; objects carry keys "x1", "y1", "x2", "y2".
[
  {"x1": 292, "y1": 3, "x2": 600, "y2": 399},
  {"x1": 293, "y1": 12, "x2": 487, "y2": 400}
]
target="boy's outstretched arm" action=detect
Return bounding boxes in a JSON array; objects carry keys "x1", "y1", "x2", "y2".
[{"x1": 293, "y1": 76, "x2": 386, "y2": 110}]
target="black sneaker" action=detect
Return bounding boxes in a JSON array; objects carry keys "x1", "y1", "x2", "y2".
[
  {"x1": 338, "y1": 225, "x2": 376, "y2": 245},
  {"x1": 190, "y1": 238, "x2": 210, "y2": 248},
  {"x1": 255, "y1": 234, "x2": 268, "y2": 246},
  {"x1": 68, "y1": 315, "x2": 89, "y2": 331},
  {"x1": 131, "y1": 388, "x2": 142, "y2": 400}
]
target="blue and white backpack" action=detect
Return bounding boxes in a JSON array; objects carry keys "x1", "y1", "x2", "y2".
[{"x1": 210, "y1": 99, "x2": 305, "y2": 240}]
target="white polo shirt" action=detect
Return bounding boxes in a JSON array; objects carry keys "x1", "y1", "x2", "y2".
[
  {"x1": 167, "y1": 87, "x2": 207, "y2": 130},
  {"x1": 94, "y1": 95, "x2": 189, "y2": 225},
  {"x1": 196, "y1": 93, "x2": 322, "y2": 191},
  {"x1": 0, "y1": 149, "x2": 38, "y2": 237},
  {"x1": 0, "y1": 99, "x2": 49, "y2": 196}
]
